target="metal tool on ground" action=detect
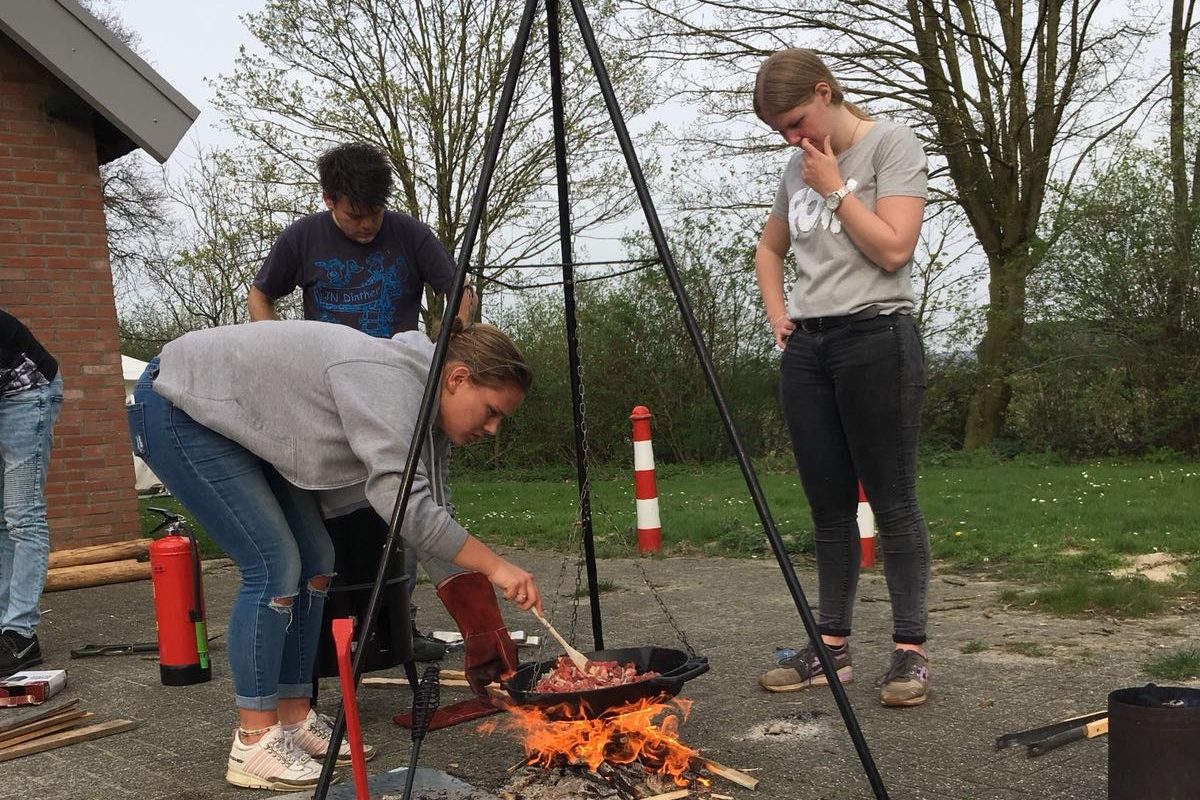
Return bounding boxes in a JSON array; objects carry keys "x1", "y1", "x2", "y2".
[
  {"x1": 401, "y1": 666, "x2": 441, "y2": 800},
  {"x1": 332, "y1": 618, "x2": 370, "y2": 800},
  {"x1": 1028, "y1": 716, "x2": 1108, "y2": 757},
  {"x1": 530, "y1": 607, "x2": 589, "y2": 673},
  {"x1": 996, "y1": 710, "x2": 1107, "y2": 757},
  {"x1": 71, "y1": 641, "x2": 158, "y2": 658},
  {"x1": 71, "y1": 633, "x2": 221, "y2": 659}
]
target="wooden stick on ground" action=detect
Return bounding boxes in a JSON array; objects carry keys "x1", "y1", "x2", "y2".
[
  {"x1": 48, "y1": 539, "x2": 150, "y2": 570},
  {"x1": 0, "y1": 719, "x2": 138, "y2": 763},
  {"x1": 642, "y1": 790, "x2": 690, "y2": 800},
  {"x1": 0, "y1": 708, "x2": 88, "y2": 746},
  {"x1": 692, "y1": 756, "x2": 760, "y2": 790},
  {"x1": 0, "y1": 712, "x2": 93, "y2": 750},
  {"x1": 0, "y1": 700, "x2": 80, "y2": 737}
]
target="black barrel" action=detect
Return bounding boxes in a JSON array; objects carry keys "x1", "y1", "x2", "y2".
[
  {"x1": 1108, "y1": 684, "x2": 1200, "y2": 799},
  {"x1": 314, "y1": 507, "x2": 413, "y2": 679}
]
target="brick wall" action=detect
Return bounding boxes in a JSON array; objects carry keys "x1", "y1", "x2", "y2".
[{"x1": 0, "y1": 35, "x2": 140, "y2": 549}]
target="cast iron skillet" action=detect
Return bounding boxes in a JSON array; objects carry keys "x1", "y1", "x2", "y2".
[{"x1": 502, "y1": 646, "x2": 709, "y2": 719}]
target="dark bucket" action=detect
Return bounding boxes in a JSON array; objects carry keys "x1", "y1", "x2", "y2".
[{"x1": 1108, "y1": 684, "x2": 1200, "y2": 799}]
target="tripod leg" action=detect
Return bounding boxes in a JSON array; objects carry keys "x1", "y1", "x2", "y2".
[
  {"x1": 404, "y1": 660, "x2": 420, "y2": 692},
  {"x1": 545, "y1": 0, "x2": 603, "y2": 652}
]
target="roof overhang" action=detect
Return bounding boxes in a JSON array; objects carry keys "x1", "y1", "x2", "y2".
[{"x1": 0, "y1": 0, "x2": 199, "y2": 164}]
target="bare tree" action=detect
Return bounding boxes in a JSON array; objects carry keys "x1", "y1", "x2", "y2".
[
  {"x1": 212, "y1": 0, "x2": 653, "y2": 325},
  {"x1": 630, "y1": 0, "x2": 1157, "y2": 447},
  {"x1": 118, "y1": 147, "x2": 302, "y2": 354}
]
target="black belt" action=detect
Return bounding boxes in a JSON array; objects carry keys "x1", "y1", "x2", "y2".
[{"x1": 796, "y1": 307, "x2": 882, "y2": 333}]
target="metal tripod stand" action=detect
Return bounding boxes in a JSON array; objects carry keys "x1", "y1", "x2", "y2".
[{"x1": 314, "y1": 1, "x2": 891, "y2": 797}]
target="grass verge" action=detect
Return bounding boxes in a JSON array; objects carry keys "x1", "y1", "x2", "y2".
[
  {"x1": 1144, "y1": 647, "x2": 1200, "y2": 682},
  {"x1": 139, "y1": 456, "x2": 1200, "y2": 617}
]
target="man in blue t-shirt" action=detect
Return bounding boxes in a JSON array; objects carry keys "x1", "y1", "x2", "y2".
[{"x1": 249, "y1": 142, "x2": 474, "y2": 664}]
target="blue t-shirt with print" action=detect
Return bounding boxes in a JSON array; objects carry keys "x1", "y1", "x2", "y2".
[{"x1": 252, "y1": 210, "x2": 456, "y2": 337}]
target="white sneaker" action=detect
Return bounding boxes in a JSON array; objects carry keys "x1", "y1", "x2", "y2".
[
  {"x1": 225, "y1": 724, "x2": 328, "y2": 791},
  {"x1": 286, "y1": 708, "x2": 377, "y2": 767}
]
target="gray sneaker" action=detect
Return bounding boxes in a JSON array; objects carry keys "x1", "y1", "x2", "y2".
[
  {"x1": 759, "y1": 643, "x2": 853, "y2": 692},
  {"x1": 879, "y1": 649, "x2": 930, "y2": 707}
]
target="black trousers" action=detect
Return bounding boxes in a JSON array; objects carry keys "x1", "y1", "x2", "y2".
[{"x1": 779, "y1": 313, "x2": 932, "y2": 645}]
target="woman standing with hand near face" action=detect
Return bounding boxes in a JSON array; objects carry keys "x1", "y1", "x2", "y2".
[{"x1": 752, "y1": 49, "x2": 933, "y2": 707}]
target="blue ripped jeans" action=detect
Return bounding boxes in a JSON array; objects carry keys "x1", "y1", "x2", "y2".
[
  {"x1": 0, "y1": 374, "x2": 63, "y2": 637},
  {"x1": 779, "y1": 314, "x2": 931, "y2": 645},
  {"x1": 128, "y1": 359, "x2": 334, "y2": 710}
]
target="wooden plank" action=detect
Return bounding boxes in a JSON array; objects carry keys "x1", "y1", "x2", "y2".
[
  {"x1": 0, "y1": 712, "x2": 93, "y2": 750},
  {"x1": 643, "y1": 790, "x2": 690, "y2": 800},
  {"x1": 0, "y1": 719, "x2": 138, "y2": 763},
  {"x1": 0, "y1": 708, "x2": 90, "y2": 746},
  {"x1": 693, "y1": 757, "x2": 760, "y2": 790},
  {"x1": 362, "y1": 675, "x2": 474, "y2": 689},
  {"x1": 0, "y1": 699, "x2": 80, "y2": 737},
  {"x1": 48, "y1": 539, "x2": 150, "y2": 569}
]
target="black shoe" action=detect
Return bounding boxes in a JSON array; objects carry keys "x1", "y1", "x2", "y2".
[
  {"x1": 0, "y1": 630, "x2": 43, "y2": 678},
  {"x1": 410, "y1": 628, "x2": 446, "y2": 662}
]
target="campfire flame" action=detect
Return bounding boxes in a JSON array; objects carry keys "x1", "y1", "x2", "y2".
[{"x1": 481, "y1": 697, "x2": 700, "y2": 786}]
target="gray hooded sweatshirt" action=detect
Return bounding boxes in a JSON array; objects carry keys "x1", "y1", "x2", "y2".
[{"x1": 153, "y1": 320, "x2": 467, "y2": 581}]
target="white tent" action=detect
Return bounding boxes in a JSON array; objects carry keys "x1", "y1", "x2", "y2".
[{"x1": 122, "y1": 355, "x2": 164, "y2": 495}]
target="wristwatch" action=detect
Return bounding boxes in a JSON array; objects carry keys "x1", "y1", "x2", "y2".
[{"x1": 824, "y1": 184, "x2": 852, "y2": 211}]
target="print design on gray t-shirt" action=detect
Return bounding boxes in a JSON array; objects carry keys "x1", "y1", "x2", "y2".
[{"x1": 789, "y1": 177, "x2": 860, "y2": 238}]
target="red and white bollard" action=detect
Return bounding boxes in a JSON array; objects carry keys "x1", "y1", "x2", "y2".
[
  {"x1": 857, "y1": 481, "x2": 876, "y2": 568},
  {"x1": 630, "y1": 406, "x2": 662, "y2": 553}
]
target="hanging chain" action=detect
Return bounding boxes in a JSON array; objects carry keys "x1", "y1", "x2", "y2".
[
  {"x1": 568, "y1": 358, "x2": 589, "y2": 646},
  {"x1": 546, "y1": 273, "x2": 695, "y2": 657},
  {"x1": 582, "y1": 438, "x2": 697, "y2": 657},
  {"x1": 632, "y1": 559, "x2": 695, "y2": 658}
]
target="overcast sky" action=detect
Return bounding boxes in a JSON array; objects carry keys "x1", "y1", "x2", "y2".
[{"x1": 115, "y1": 0, "x2": 262, "y2": 156}]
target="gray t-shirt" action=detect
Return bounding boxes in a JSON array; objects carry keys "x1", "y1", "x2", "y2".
[{"x1": 770, "y1": 120, "x2": 927, "y2": 319}]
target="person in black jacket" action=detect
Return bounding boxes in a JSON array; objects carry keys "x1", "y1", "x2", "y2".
[{"x1": 0, "y1": 309, "x2": 63, "y2": 677}]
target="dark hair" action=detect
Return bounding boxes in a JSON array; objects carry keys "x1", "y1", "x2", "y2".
[
  {"x1": 753, "y1": 49, "x2": 870, "y2": 122},
  {"x1": 316, "y1": 142, "x2": 394, "y2": 209},
  {"x1": 445, "y1": 319, "x2": 533, "y2": 394}
]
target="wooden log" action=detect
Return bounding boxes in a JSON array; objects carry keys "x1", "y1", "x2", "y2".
[
  {"x1": 0, "y1": 712, "x2": 93, "y2": 750},
  {"x1": 0, "y1": 719, "x2": 138, "y2": 763},
  {"x1": 48, "y1": 539, "x2": 150, "y2": 570},
  {"x1": 43, "y1": 560, "x2": 152, "y2": 593},
  {"x1": 643, "y1": 791, "x2": 690, "y2": 800},
  {"x1": 693, "y1": 757, "x2": 760, "y2": 790}
]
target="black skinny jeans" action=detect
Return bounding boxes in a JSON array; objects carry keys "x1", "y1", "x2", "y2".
[{"x1": 779, "y1": 313, "x2": 931, "y2": 645}]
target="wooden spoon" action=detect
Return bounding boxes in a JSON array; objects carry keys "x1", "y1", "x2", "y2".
[{"x1": 530, "y1": 607, "x2": 590, "y2": 673}]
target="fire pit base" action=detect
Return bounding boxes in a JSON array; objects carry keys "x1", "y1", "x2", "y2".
[
  {"x1": 274, "y1": 766, "x2": 500, "y2": 800},
  {"x1": 500, "y1": 762, "x2": 714, "y2": 800}
]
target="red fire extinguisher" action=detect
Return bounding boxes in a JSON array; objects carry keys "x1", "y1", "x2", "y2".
[{"x1": 148, "y1": 507, "x2": 211, "y2": 686}]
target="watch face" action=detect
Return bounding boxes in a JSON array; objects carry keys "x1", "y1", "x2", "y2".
[{"x1": 825, "y1": 193, "x2": 841, "y2": 211}]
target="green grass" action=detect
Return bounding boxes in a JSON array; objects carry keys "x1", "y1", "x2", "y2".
[
  {"x1": 139, "y1": 456, "x2": 1200, "y2": 618},
  {"x1": 1144, "y1": 647, "x2": 1200, "y2": 682},
  {"x1": 137, "y1": 495, "x2": 225, "y2": 558},
  {"x1": 960, "y1": 640, "x2": 987, "y2": 654},
  {"x1": 573, "y1": 579, "x2": 618, "y2": 598},
  {"x1": 1000, "y1": 641, "x2": 1054, "y2": 658}
]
